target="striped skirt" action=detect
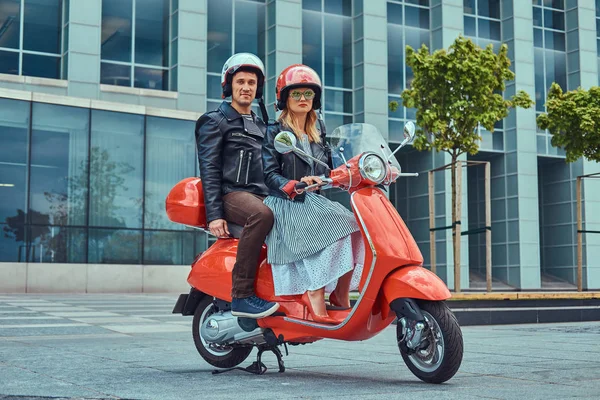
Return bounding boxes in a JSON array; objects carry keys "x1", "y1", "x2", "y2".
[{"x1": 264, "y1": 192, "x2": 365, "y2": 296}]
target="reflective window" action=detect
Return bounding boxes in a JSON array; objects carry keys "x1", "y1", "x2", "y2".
[
  {"x1": 0, "y1": 98, "x2": 201, "y2": 265},
  {"x1": 29, "y1": 225, "x2": 87, "y2": 263},
  {"x1": 324, "y1": 16, "x2": 352, "y2": 88},
  {"x1": 23, "y1": 0, "x2": 62, "y2": 53},
  {"x1": 0, "y1": 0, "x2": 66, "y2": 79},
  {"x1": 387, "y1": 1, "x2": 430, "y2": 142},
  {"x1": 0, "y1": 99, "x2": 30, "y2": 262},
  {"x1": 101, "y1": 0, "x2": 176, "y2": 91},
  {"x1": 303, "y1": 1, "x2": 353, "y2": 132},
  {"x1": 143, "y1": 230, "x2": 196, "y2": 265},
  {"x1": 145, "y1": 116, "x2": 196, "y2": 230},
  {"x1": 206, "y1": 0, "x2": 266, "y2": 109},
  {"x1": 463, "y1": 0, "x2": 502, "y2": 51},
  {"x1": 88, "y1": 228, "x2": 142, "y2": 264},
  {"x1": 534, "y1": 1, "x2": 567, "y2": 156},
  {"x1": 90, "y1": 110, "x2": 144, "y2": 229},
  {"x1": 101, "y1": 0, "x2": 132, "y2": 62},
  {"x1": 30, "y1": 103, "x2": 89, "y2": 227},
  {"x1": 302, "y1": 11, "x2": 322, "y2": 77}
]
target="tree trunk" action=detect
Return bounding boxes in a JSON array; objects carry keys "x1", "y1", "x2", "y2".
[{"x1": 451, "y1": 156, "x2": 462, "y2": 293}]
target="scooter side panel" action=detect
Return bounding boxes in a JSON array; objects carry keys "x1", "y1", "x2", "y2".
[
  {"x1": 187, "y1": 240, "x2": 239, "y2": 301},
  {"x1": 381, "y1": 266, "x2": 452, "y2": 302},
  {"x1": 351, "y1": 188, "x2": 424, "y2": 292}
]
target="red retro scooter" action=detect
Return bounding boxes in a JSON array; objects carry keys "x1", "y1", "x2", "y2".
[{"x1": 168, "y1": 122, "x2": 463, "y2": 383}]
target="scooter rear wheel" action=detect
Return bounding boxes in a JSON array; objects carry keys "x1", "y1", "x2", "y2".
[
  {"x1": 192, "y1": 296, "x2": 253, "y2": 369},
  {"x1": 397, "y1": 300, "x2": 463, "y2": 384}
]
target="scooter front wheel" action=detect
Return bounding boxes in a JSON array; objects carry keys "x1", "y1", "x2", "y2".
[
  {"x1": 192, "y1": 296, "x2": 253, "y2": 368},
  {"x1": 397, "y1": 300, "x2": 463, "y2": 384}
]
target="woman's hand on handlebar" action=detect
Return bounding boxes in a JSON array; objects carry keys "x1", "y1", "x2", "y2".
[{"x1": 300, "y1": 175, "x2": 323, "y2": 191}]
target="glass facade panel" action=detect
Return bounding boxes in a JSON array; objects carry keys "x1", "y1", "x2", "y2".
[
  {"x1": 302, "y1": 10, "x2": 322, "y2": 77},
  {"x1": 90, "y1": 110, "x2": 144, "y2": 229},
  {"x1": 134, "y1": 0, "x2": 169, "y2": 67},
  {"x1": 0, "y1": 98, "x2": 200, "y2": 265},
  {"x1": 143, "y1": 230, "x2": 195, "y2": 265},
  {"x1": 0, "y1": 99, "x2": 30, "y2": 263},
  {"x1": 0, "y1": 0, "x2": 21, "y2": 49},
  {"x1": 302, "y1": 0, "x2": 321, "y2": 12},
  {"x1": 145, "y1": 117, "x2": 196, "y2": 230},
  {"x1": 405, "y1": 5, "x2": 429, "y2": 29},
  {"x1": 534, "y1": 1, "x2": 566, "y2": 156},
  {"x1": 29, "y1": 225, "x2": 87, "y2": 263},
  {"x1": 30, "y1": 103, "x2": 89, "y2": 227},
  {"x1": 23, "y1": 0, "x2": 62, "y2": 53},
  {"x1": 324, "y1": 0, "x2": 351, "y2": 16},
  {"x1": 388, "y1": 1, "x2": 429, "y2": 142},
  {"x1": 134, "y1": 66, "x2": 168, "y2": 90},
  {"x1": 477, "y1": 0, "x2": 500, "y2": 19},
  {"x1": 324, "y1": 89, "x2": 352, "y2": 113},
  {"x1": 0, "y1": 50, "x2": 18, "y2": 74},
  {"x1": 388, "y1": 25, "x2": 404, "y2": 95},
  {"x1": 101, "y1": 62, "x2": 132, "y2": 87},
  {"x1": 88, "y1": 228, "x2": 142, "y2": 264},
  {"x1": 22, "y1": 53, "x2": 60, "y2": 79},
  {"x1": 324, "y1": 15, "x2": 352, "y2": 88},
  {"x1": 0, "y1": 0, "x2": 64, "y2": 79},
  {"x1": 207, "y1": 0, "x2": 232, "y2": 73},
  {"x1": 101, "y1": 0, "x2": 133, "y2": 62},
  {"x1": 234, "y1": 0, "x2": 266, "y2": 60},
  {"x1": 101, "y1": 0, "x2": 172, "y2": 90}
]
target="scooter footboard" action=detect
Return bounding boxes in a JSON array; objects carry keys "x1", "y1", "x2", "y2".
[{"x1": 381, "y1": 266, "x2": 451, "y2": 306}]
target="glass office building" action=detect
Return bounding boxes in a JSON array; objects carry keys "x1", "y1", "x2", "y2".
[{"x1": 1, "y1": 0, "x2": 599, "y2": 292}]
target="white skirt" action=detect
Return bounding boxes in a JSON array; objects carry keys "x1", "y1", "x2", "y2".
[{"x1": 271, "y1": 231, "x2": 365, "y2": 296}]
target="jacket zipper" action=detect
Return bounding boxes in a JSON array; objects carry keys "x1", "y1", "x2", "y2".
[
  {"x1": 232, "y1": 132, "x2": 257, "y2": 141},
  {"x1": 236, "y1": 150, "x2": 244, "y2": 183},
  {"x1": 245, "y1": 152, "x2": 252, "y2": 184}
]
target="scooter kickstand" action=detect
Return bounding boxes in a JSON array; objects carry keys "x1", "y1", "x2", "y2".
[
  {"x1": 211, "y1": 345, "x2": 286, "y2": 375},
  {"x1": 272, "y1": 345, "x2": 286, "y2": 373}
]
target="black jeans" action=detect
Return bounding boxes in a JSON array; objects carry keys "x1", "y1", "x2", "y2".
[{"x1": 222, "y1": 191, "x2": 274, "y2": 298}]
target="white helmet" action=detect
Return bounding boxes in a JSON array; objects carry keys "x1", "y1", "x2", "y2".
[{"x1": 221, "y1": 53, "x2": 266, "y2": 99}]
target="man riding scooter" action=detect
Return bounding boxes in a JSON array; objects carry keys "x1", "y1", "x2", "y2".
[{"x1": 195, "y1": 53, "x2": 279, "y2": 318}]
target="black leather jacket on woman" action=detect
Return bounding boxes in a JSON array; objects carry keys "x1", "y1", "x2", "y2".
[
  {"x1": 262, "y1": 122, "x2": 333, "y2": 202},
  {"x1": 195, "y1": 101, "x2": 269, "y2": 223}
]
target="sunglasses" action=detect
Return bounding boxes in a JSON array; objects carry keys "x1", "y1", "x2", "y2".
[{"x1": 289, "y1": 89, "x2": 316, "y2": 101}]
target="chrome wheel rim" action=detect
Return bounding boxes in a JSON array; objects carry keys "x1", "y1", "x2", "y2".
[
  {"x1": 199, "y1": 303, "x2": 233, "y2": 357},
  {"x1": 407, "y1": 311, "x2": 444, "y2": 373}
]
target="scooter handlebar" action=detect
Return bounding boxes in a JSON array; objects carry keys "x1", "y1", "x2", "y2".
[{"x1": 294, "y1": 177, "x2": 332, "y2": 194}]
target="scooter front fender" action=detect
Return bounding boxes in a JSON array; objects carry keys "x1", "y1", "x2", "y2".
[{"x1": 381, "y1": 265, "x2": 451, "y2": 305}]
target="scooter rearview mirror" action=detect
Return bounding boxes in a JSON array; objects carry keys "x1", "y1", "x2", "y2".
[{"x1": 274, "y1": 131, "x2": 297, "y2": 154}]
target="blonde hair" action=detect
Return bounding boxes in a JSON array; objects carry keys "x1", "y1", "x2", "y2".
[{"x1": 279, "y1": 107, "x2": 321, "y2": 143}]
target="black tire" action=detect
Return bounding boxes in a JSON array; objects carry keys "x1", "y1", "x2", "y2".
[
  {"x1": 192, "y1": 296, "x2": 253, "y2": 369},
  {"x1": 397, "y1": 300, "x2": 463, "y2": 384}
]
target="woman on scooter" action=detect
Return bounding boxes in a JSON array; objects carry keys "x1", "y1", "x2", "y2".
[{"x1": 262, "y1": 64, "x2": 364, "y2": 324}]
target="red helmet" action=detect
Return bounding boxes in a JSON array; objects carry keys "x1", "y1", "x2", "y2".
[{"x1": 276, "y1": 64, "x2": 322, "y2": 111}]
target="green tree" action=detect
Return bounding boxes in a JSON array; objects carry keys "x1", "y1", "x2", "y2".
[
  {"x1": 536, "y1": 83, "x2": 600, "y2": 163},
  {"x1": 393, "y1": 36, "x2": 533, "y2": 290}
]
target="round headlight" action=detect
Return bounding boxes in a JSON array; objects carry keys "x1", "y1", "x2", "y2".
[{"x1": 359, "y1": 153, "x2": 387, "y2": 184}]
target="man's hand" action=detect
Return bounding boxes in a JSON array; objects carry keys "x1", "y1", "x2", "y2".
[
  {"x1": 208, "y1": 219, "x2": 230, "y2": 237},
  {"x1": 300, "y1": 175, "x2": 323, "y2": 191}
]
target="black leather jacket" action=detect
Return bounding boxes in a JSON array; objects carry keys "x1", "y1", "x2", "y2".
[
  {"x1": 195, "y1": 101, "x2": 269, "y2": 223},
  {"x1": 262, "y1": 122, "x2": 333, "y2": 202}
]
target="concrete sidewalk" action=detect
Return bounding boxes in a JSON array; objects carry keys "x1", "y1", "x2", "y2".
[{"x1": 1, "y1": 294, "x2": 599, "y2": 399}]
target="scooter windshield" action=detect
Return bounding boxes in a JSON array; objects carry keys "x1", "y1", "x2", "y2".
[{"x1": 328, "y1": 123, "x2": 402, "y2": 172}]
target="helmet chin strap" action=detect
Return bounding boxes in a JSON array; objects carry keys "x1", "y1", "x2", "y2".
[{"x1": 258, "y1": 97, "x2": 270, "y2": 124}]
